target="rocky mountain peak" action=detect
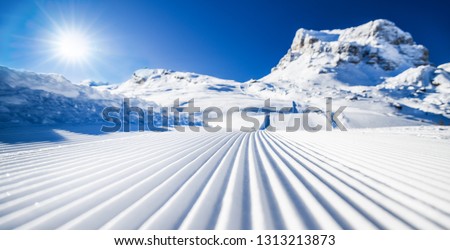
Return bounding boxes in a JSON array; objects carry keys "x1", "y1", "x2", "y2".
[{"x1": 272, "y1": 19, "x2": 429, "y2": 73}]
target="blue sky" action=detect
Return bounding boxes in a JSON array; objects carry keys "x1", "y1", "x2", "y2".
[{"x1": 0, "y1": 0, "x2": 449, "y2": 83}]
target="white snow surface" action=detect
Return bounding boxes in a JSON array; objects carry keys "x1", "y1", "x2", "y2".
[{"x1": 0, "y1": 126, "x2": 449, "y2": 229}]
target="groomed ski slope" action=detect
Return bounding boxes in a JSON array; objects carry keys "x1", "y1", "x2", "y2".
[{"x1": 0, "y1": 127, "x2": 450, "y2": 229}]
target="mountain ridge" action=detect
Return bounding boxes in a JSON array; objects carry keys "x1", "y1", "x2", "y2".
[{"x1": 1, "y1": 19, "x2": 449, "y2": 127}]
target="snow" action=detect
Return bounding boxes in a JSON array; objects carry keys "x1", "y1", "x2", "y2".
[
  {"x1": 377, "y1": 65, "x2": 450, "y2": 119},
  {"x1": 0, "y1": 66, "x2": 156, "y2": 127},
  {"x1": 110, "y1": 68, "x2": 282, "y2": 111},
  {"x1": 78, "y1": 79, "x2": 110, "y2": 87},
  {"x1": 438, "y1": 63, "x2": 450, "y2": 72},
  {"x1": 0, "y1": 126, "x2": 449, "y2": 229},
  {"x1": 0, "y1": 66, "x2": 80, "y2": 98},
  {"x1": 1, "y1": 19, "x2": 450, "y2": 230},
  {"x1": 241, "y1": 19, "x2": 449, "y2": 126},
  {"x1": 270, "y1": 19, "x2": 427, "y2": 75}
]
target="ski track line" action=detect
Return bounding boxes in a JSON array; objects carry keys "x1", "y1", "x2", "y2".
[
  {"x1": 263, "y1": 132, "x2": 389, "y2": 229},
  {"x1": 264, "y1": 132, "x2": 444, "y2": 229},
  {"x1": 269, "y1": 132, "x2": 450, "y2": 228},
  {"x1": 1, "y1": 129, "x2": 450, "y2": 229},
  {"x1": 293, "y1": 137, "x2": 450, "y2": 207},
  {"x1": 17, "y1": 133, "x2": 238, "y2": 230},
  {"x1": 0, "y1": 136, "x2": 171, "y2": 187},
  {"x1": 305, "y1": 135, "x2": 450, "y2": 181},
  {"x1": 0, "y1": 131, "x2": 143, "y2": 155},
  {"x1": 138, "y1": 133, "x2": 243, "y2": 229},
  {"x1": 291, "y1": 132, "x2": 450, "y2": 172},
  {"x1": 57, "y1": 133, "x2": 235, "y2": 230},
  {"x1": 273, "y1": 133, "x2": 450, "y2": 203},
  {"x1": 0, "y1": 133, "x2": 224, "y2": 228},
  {"x1": 0, "y1": 133, "x2": 214, "y2": 201},
  {"x1": 178, "y1": 133, "x2": 247, "y2": 229},
  {"x1": 214, "y1": 133, "x2": 250, "y2": 229},
  {"x1": 0, "y1": 132, "x2": 185, "y2": 170},
  {"x1": 0, "y1": 133, "x2": 206, "y2": 192},
  {"x1": 99, "y1": 133, "x2": 239, "y2": 229},
  {"x1": 273, "y1": 132, "x2": 450, "y2": 201}
]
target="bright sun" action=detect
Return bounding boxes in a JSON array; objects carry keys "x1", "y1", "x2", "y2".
[{"x1": 56, "y1": 31, "x2": 90, "y2": 61}]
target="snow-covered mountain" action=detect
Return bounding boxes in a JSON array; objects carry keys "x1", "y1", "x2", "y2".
[
  {"x1": 0, "y1": 66, "x2": 151, "y2": 127},
  {"x1": 0, "y1": 19, "x2": 449, "y2": 128},
  {"x1": 108, "y1": 19, "x2": 449, "y2": 128},
  {"x1": 242, "y1": 19, "x2": 450, "y2": 126},
  {"x1": 109, "y1": 68, "x2": 275, "y2": 110},
  {"x1": 266, "y1": 19, "x2": 428, "y2": 86}
]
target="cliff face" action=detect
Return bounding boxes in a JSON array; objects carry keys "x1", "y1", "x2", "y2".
[{"x1": 272, "y1": 19, "x2": 428, "y2": 74}]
